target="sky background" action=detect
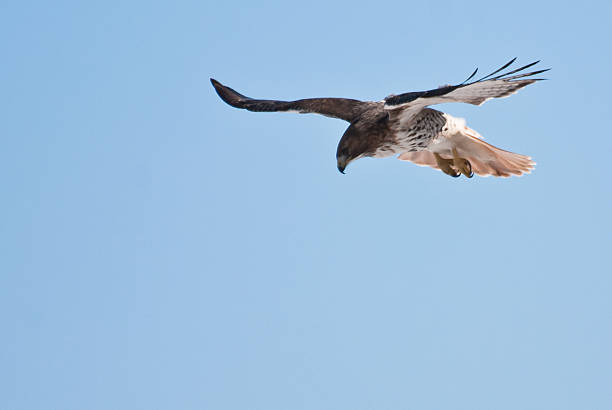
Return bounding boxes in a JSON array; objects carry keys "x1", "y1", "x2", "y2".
[{"x1": 2, "y1": 1, "x2": 612, "y2": 409}]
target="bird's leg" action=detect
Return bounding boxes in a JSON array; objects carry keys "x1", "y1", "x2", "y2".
[
  {"x1": 433, "y1": 153, "x2": 460, "y2": 178},
  {"x1": 452, "y1": 148, "x2": 474, "y2": 178}
]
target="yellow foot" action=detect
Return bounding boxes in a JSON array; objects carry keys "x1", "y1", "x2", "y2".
[
  {"x1": 433, "y1": 153, "x2": 460, "y2": 178},
  {"x1": 452, "y1": 148, "x2": 474, "y2": 178}
]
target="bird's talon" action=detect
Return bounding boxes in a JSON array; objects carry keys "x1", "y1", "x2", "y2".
[
  {"x1": 463, "y1": 160, "x2": 474, "y2": 178},
  {"x1": 451, "y1": 149, "x2": 473, "y2": 178},
  {"x1": 434, "y1": 153, "x2": 461, "y2": 177}
]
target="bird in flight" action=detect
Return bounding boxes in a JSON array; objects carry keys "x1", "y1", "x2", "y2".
[{"x1": 211, "y1": 58, "x2": 548, "y2": 178}]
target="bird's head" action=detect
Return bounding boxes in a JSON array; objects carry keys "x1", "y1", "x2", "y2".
[
  {"x1": 337, "y1": 118, "x2": 381, "y2": 174},
  {"x1": 336, "y1": 145, "x2": 352, "y2": 174},
  {"x1": 336, "y1": 112, "x2": 388, "y2": 174},
  {"x1": 336, "y1": 131, "x2": 367, "y2": 174}
]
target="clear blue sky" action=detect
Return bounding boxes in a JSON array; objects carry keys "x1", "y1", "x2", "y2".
[{"x1": 2, "y1": 1, "x2": 611, "y2": 409}]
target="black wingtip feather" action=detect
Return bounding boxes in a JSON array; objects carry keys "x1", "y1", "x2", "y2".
[
  {"x1": 461, "y1": 67, "x2": 479, "y2": 85},
  {"x1": 492, "y1": 60, "x2": 541, "y2": 80},
  {"x1": 476, "y1": 57, "x2": 517, "y2": 82},
  {"x1": 502, "y1": 68, "x2": 551, "y2": 81}
]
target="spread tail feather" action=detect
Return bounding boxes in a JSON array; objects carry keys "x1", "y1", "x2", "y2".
[{"x1": 398, "y1": 126, "x2": 535, "y2": 177}]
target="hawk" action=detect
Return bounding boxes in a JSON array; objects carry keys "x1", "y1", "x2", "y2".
[{"x1": 211, "y1": 58, "x2": 548, "y2": 178}]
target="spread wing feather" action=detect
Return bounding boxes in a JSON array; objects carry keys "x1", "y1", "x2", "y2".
[
  {"x1": 211, "y1": 79, "x2": 367, "y2": 122},
  {"x1": 384, "y1": 59, "x2": 549, "y2": 114}
]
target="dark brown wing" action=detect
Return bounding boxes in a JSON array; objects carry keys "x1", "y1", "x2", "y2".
[
  {"x1": 384, "y1": 59, "x2": 549, "y2": 110},
  {"x1": 211, "y1": 79, "x2": 367, "y2": 122}
]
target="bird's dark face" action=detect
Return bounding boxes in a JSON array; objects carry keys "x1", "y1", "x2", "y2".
[
  {"x1": 336, "y1": 136, "x2": 366, "y2": 174},
  {"x1": 336, "y1": 112, "x2": 388, "y2": 173},
  {"x1": 336, "y1": 144, "x2": 350, "y2": 174}
]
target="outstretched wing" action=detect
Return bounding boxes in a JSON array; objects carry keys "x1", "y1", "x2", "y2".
[
  {"x1": 384, "y1": 58, "x2": 549, "y2": 118},
  {"x1": 211, "y1": 79, "x2": 367, "y2": 123}
]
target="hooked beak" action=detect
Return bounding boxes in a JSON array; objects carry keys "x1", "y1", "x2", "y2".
[{"x1": 337, "y1": 156, "x2": 347, "y2": 174}]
